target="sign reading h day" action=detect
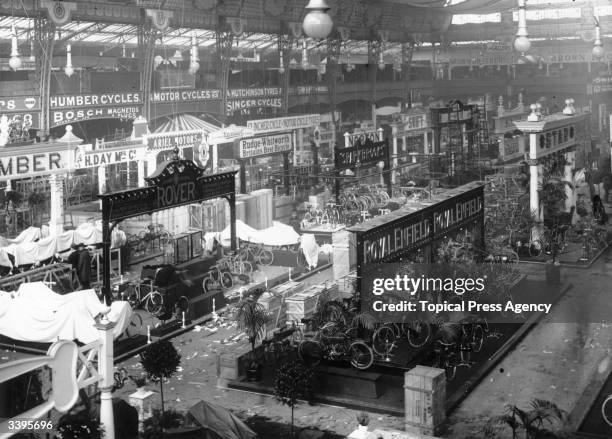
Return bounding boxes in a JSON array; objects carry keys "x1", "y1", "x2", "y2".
[
  {"x1": 74, "y1": 145, "x2": 145, "y2": 169},
  {"x1": 239, "y1": 133, "x2": 292, "y2": 158},
  {"x1": 247, "y1": 114, "x2": 321, "y2": 134}
]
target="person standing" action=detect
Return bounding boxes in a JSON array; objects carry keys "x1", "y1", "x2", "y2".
[
  {"x1": 77, "y1": 245, "x2": 92, "y2": 289},
  {"x1": 593, "y1": 195, "x2": 609, "y2": 225}
]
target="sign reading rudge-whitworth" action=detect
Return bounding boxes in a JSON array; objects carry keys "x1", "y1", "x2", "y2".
[
  {"x1": 247, "y1": 114, "x2": 321, "y2": 134},
  {"x1": 239, "y1": 134, "x2": 292, "y2": 158}
]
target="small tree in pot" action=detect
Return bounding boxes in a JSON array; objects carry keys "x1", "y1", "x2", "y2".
[
  {"x1": 235, "y1": 296, "x2": 269, "y2": 381},
  {"x1": 140, "y1": 339, "x2": 181, "y2": 422},
  {"x1": 274, "y1": 360, "x2": 314, "y2": 439}
]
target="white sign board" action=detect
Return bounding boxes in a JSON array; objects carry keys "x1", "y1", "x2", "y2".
[
  {"x1": 74, "y1": 145, "x2": 145, "y2": 169},
  {"x1": 0, "y1": 150, "x2": 71, "y2": 180},
  {"x1": 208, "y1": 125, "x2": 255, "y2": 144},
  {"x1": 239, "y1": 134, "x2": 292, "y2": 159},
  {"x1": 247, "y1": 114, "x2": 321, "y2": 134}
]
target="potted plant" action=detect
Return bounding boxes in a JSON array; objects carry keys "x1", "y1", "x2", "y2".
[
  {"x1": 130, "y1": 373, "x2": 148, "y2": 394},
  {"x1": 356, "y1": 412, "x2": 370, "y2": 437},
  {"x1": 274, "y1": 360, "x2": 314, "y2": 439},
  {"x1": 235, "y1": 296, "x2": 269, "y2": 382},
  {"x1": 57, "y1": 408, "x2": 104, "y2": 439},
  {"x1": 27, "y1": 190, "x2": 46, "y2": 226},
  {"x1": 140, "y1": 340, "x2": 181, "y2": 422},
  {"x1": 142, "y1": 409, "x2": 185, "y2": 439}
]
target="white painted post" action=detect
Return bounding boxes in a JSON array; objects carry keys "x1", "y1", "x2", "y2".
[
  {"x1": 129, "y1": 389, "x2": 155, "y2": 434},
  {"x1": 96, "y1": 318, "x2": 116, "y2": 439},
  {"x1": 48, "y1": 174, "x2": 64, "y2": 236},
  {"x1": 212, "y1": 143, "x2": 218, "y2": 173},
  {"x1": 344, "y1": 132, "x2": 351, "y2": 148},
  {"x1": 564, "y1": 151, "x2": 575, "y2": 210},
  {"x1": 392, "y1": 130, "x2": 398, "y2": 184},
  {"x1": 137, "y1": 159, "x2": 145, "y2": 187}
]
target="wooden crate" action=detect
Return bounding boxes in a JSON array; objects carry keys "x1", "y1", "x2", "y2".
[
  {"x1": 285, "y1": 287, "x2": 323, "y2": 317},
  {"x1": 269, "y1": 281, "x2": 304, "y2": 298},
  {"x1": 404, "y1": 366, "x2": 446, "y2": 436}
]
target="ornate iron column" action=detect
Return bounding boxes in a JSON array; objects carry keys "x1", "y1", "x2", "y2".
[
  {"x1": 402, "y1": 42, "x2": 415, "y2": 110},
  {"x1": 368, "y1": 40, "x2": 382, "y2": 126},
  {"x1": 34, "y1": 18, "x2": 55, "y2": 136},
  {"x1": 216, "y1": 20, "x2": 234, "y2": 124},
  {"x1": 278, "y1": 30, "x2": 293, "y2": 117},
  {"x1": 137, "y1": 15, "x2": 157, "y2": 122},
  {"x1": 326, "y1": 34, "x2": 341, "y2": 130}
]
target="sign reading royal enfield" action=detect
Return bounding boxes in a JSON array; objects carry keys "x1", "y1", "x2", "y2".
[
  {"x1": 348, "y1": 182, "x2": 484, "y2": 265},
  {"x1": 0, "y1": 96, "x2": 39, "y2": 112},
  {"x1": 239, "y1": 133, "x2": 292, "y2": 159},
  {"x1": 146, "y1": 131, "x2": 204, "y2": 152},
  {"x1": 0, "y1": 149, "x2": 70, "y2": 180},
  {"x1": 74, "y1": 145, "x2": 145, "y2": 169},
  {"x1": 150, "y1": 89, "x2": 221, "y2": 103},
  {"x1": 344, "y1": 130, "x2": 379, "y2": 148},
  {"x1": 247, "y1": 114, "x2": 321, "y2": 134},
  {"x1": 208, "y1": 125, "x2": 255, "y2": 144}
]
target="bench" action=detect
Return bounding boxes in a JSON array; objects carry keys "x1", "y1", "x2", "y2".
[{"x1": 315, "y1": 365, "x2": 383, "y2": 399}]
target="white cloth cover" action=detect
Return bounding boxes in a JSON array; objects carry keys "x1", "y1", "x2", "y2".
[
  {"x1": 0, "y1": 282, "x2": 131, "y2": 344},
  {"x1": 300, "y1": 234, "x2": 319, "y2": 270},
  {"x1": 219, "y1": 220, "x2": 300, "y2": 247},
  {"x1": 8, "y1": 227, "x2": 41, "y2": 245},
  {"x1": 74, "y1": 222, "x2": 102, "y2": 245},
  {"x1": 203, "y1": 232, "x2": 220, "y2": 253}
]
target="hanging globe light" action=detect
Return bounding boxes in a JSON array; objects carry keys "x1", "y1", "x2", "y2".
[
  {"x1": 303, "y1": 0, "x2": 333, "y2": 40},
  {"x1": 593, "y1": 16, "x2": 604, "y2": 59},
  {"x1": 514, "y1": 0, "x2": 531, "y2": 54},
  {"x1": 64, "y1": 44, "x2": 74, "y2": 77}
]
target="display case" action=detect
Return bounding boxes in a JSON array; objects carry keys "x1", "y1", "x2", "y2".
[{"x1": 170, "y1": 229, "x2": 203, "y2": 265}]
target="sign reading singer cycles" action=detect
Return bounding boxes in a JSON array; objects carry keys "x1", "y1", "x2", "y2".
[{"x1": 49, "y1": 93, "x2": 143, "y2": 127}]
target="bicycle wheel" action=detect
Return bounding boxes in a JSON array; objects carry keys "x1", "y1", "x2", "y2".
[
  {"x1": 372, "y1": 325, "x2": 397, "y2": 355},
  {"x1": 298, "y1": 340, "x2": 323, "y2": 367},
  {"x1": 320, "y1": 212, "x2": 330, "y2": 225},
  {"x1": 125, "y1": 312, "x2": 143, "y2": 339},
  {"x1": 257, "y1": 249, "x2": 274, "y2": 266},
  {"x1": 239, "y1": 260, "x2": 253, "y2": 276},
  {"x1": 406, "y1": 321, "x2": 431, "y2": 348},
  {"x1": 158, "y1": 231, "x2": 171, "y2": 248},
  {"x1": 349, "y1": 340, "x2": 374, "y2": 370},
  {"x1": 472, "y1": 325, "x2": 484, "y2": 353},
  {"x1": 602, "y1": 395, "x2": 612, "y2": 427},
  {"x1": 145, "y1": 291, "x2": 164, "y2": 316},
  {"x1": 220, "y1": 271, "x2": 233, "y2": 289},
  {"x1": 528, "y1": 240, "x2": 542, "y2": 257},
  {"x1": 202, "y1": 276, "x2": 214, "y2": 293},
  {"x1": 303, "y1": 212, "x2": 313, "y2": 223}
]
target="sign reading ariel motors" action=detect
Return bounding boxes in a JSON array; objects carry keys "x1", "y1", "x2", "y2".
[{"x1": 49, "y1": 93, "x2": 143, "y2": 127}]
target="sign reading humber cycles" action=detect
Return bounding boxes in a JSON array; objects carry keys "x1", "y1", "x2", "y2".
[
  {"x1": 49, "y1": 93, "x2": 142, "y2": 109},
  {"x1": 239, "y1": 134, "x2": 292, "y2": 158},
  {"x1": 335, "y1": 139, "x2": 389, "y2": 170},
  {"x1": 247, "y1": 114, "x2": 321, "y2": 134}
]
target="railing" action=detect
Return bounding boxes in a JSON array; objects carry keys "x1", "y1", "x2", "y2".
[{"x1": 0, "y1": 263, "x2": 78, "y2": 293}]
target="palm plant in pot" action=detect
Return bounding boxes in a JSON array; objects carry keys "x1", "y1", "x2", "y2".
[{"x1": 234, "y1": 296, "x2": 269, "y2": 381}]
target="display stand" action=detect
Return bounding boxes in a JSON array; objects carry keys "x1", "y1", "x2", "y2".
[{"x1": 99, "y1": 147, "x2": 237, "y2": 303}]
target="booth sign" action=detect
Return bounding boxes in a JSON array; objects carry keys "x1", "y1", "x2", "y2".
[
  {"x1": 74, "y1": 145, "x2": 146, "y2": 169},
  {"x1": 239, "y1": 133, "x2": 292, "y2": 158},
  {"x1": 336, "y1": 140, "x2": 389, "y2": 169},
  {"x1": 0, "y1": 150, "x2": 70, "y2": 180},
  {"x1": 0, "y1": 96, "x2": 39, "y2": 112},
  {"x1": 208, "y1": 126, "x2": 255, "y2": 144},
  {"x1": 247, "y1": 114, "x2": 321, "y2": 134},
  {"x1": 146, "y1": 131, "x2": 204, "y2": 151},
  {"x1": 345, "y1": 131, "x2": 379, "y2": 148},
  {"x1": 150, "y1": 89, "x2": 221, "y2": 103}
]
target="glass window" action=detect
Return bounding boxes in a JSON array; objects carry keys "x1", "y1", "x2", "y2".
[
  {"x1": 512, "y1": 8, "x2": 581, "y2": 21},
  {"x1": 451, "y1": 13, "x2": 501, "y2": 24}
]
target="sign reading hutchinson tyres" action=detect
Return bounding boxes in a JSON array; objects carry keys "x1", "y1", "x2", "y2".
[{"x1": 49, "y1": 93, "x2": 143, "y2": 127}]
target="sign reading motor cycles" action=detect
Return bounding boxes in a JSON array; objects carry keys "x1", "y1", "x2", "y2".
[
  {"x1": 49, "y1": 93, "x2": 143, "y2": 127},
  {"x1": 239, "y1": 133, "x2": 292, "y2": 158}
]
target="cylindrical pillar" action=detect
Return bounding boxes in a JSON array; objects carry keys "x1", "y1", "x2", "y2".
[
  {"x1": 239, "y1": 161, "x2": 246, "y2": 194},
  {"x1": 283, "y1": 152, "x2": 290, "y2": 196},
  {"x1": 564, "y1": 151, "x2": 575, "y2": 211},
  {"x1": 49, "y1": 174, "x2": 64, "y2": 236},
  {"x1": 212, "y1": 143, "x2": 218, "y2": 173},
  {"x1": 96, "y1": 319, "x2": 116, "y2": 439},
  {"x1": 98, "y1": 164, "x2": 107, "y2": 210},
  {"x1": 292, "y1": 131, "x2": 298, "y2": 166},
  {"x1": 137, "y1": 160, "x2": 145, "y2": 187},
  {"x1": 392, "y1": 135, "x2": 398, "y2": 184}
]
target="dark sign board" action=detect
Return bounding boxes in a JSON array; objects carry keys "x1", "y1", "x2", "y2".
[
  {"x1": 100, "y1": 159, "x2": 236, "y2": 222},
  {"x1": 335, "y1": 139, "x2": 389, "y2": 170},
  {"x1": 349, "y1": 183, "x2": 484, "y2": 265},
  {"x1": 430, "y1": 99, "x2": 476, "y2": 127}
]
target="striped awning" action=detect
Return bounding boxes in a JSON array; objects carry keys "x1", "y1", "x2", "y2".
[{"x1": 153, "y1": 114, "x2": 220, "y2": 134}]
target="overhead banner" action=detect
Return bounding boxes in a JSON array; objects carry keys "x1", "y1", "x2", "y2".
[
  {"x1": 0, "y1": 96, "x2": 40, "y2": 112},
  {"x1": 247, "y1": 114, "x2": 321, "y2": 134},
  {"x1": 50, "y1": 106, "x2": 141, "y2": 128},
  {"x1": 150, "y1": 89, "x2": 221, "y2": 103},
  {"x1": 226, "y1": 88, "x2": 283, "y2": 115},
  {"x1": 74, "y1": 145, "x2": 146, "y2": 169},
  {"x1": 1, "y1": 112, "x2": 41, "y2": 130},
  {"x1": 593, "y1": 76, "x2": 612, "y2": 94},
  {"x1": 50, "y1": 93, "x2": 143, "y2": 109},
  {"x1": 239, "y1": 133, "x2": 292, "y2": 159}
]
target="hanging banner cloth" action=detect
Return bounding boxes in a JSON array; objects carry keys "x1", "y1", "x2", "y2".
[{"x1": 0, "y1": 282, "x2": 131, "y2": 344}]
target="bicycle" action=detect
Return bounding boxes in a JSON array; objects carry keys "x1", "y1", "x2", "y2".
[
  {"x1": 601, "y1": 394, "x2": 612, "y2": 427},
  {"x1": 123, "y1": 278, "x2": 164, "y2": 316},
  {"x1": 202, "y1": 264, "x2": 233, "y2": 293},
  {"x1": 239, "y1": 241, "x2": 274, "y2": 266}
]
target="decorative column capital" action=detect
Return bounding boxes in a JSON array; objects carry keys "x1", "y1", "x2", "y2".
[{"x1": 525, "y1": 158, "x2": 539, "y2": 166}]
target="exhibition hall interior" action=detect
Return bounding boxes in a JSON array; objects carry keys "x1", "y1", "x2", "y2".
[{"x1": 2, "y1": 0, "x2": 612, "y2": 438}]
